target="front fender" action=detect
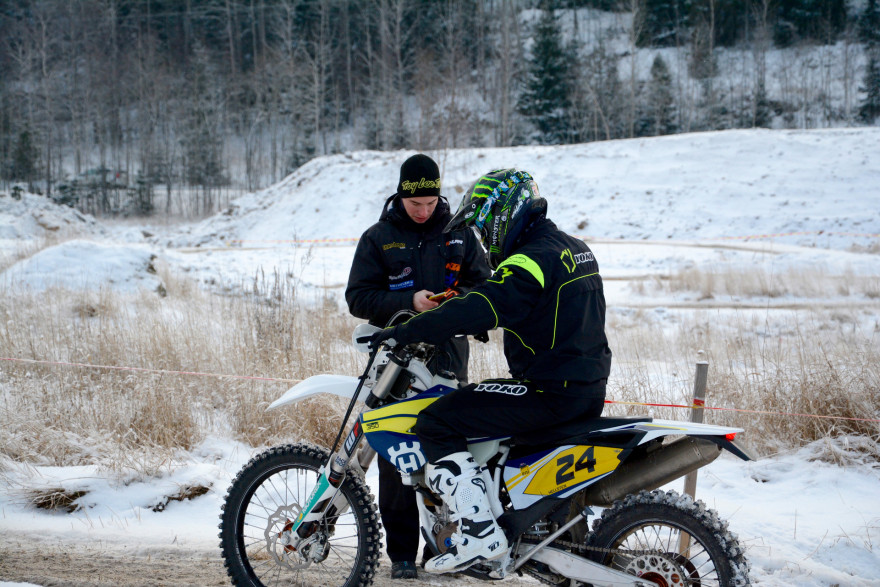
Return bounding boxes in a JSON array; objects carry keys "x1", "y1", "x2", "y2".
[{"x1": 267, "y1": 374, "x2": 363, "y2": 410}]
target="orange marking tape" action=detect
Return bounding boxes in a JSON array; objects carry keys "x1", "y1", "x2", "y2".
[
  {"x1": 604, "y1": 399, "x2": 880, "y2": 423},
  {"x1": 4, "y1": 357, "x2": 878, "y2": 423},
  {"x1": 0, "y1": 357, "x2": 300, "y2": 384}
]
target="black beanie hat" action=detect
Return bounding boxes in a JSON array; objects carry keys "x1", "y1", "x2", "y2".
[{"x1": 396, "y1": 154, "x2": 441, "y2": 198}]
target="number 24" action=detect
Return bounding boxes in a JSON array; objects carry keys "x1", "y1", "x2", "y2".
[{"x1": 556, "y1": 446, "x2": 596, "y2": 485}]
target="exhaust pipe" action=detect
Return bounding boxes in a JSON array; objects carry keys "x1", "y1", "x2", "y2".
[{"x1": 580, "y1": 436, "x2": 721, "y2": 507}]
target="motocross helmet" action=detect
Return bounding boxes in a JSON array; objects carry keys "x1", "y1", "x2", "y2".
[{"x1": 444, "y1": 169, "x2": 547, "y2": 269}]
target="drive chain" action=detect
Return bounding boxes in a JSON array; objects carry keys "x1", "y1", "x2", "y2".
[
  {"x1": 519, "y1": 538, "x2": 666, "y2": 586},
  {"x1": 526, "y1": 536, "x2": 663, "y2": 556}
]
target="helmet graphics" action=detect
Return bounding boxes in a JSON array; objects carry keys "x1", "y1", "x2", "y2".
[{"x1": 444, "y1": 169, "x2": 546, "y2": 268}]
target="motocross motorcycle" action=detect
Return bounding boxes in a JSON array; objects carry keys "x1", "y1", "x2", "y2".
[{"x1": 219, "y1": 321, "x2": 754, "y2": 587}]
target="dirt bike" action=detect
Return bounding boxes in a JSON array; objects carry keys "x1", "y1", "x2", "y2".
[{"x1": 219, "y1": 321, "x2": 754, "y2": 587}]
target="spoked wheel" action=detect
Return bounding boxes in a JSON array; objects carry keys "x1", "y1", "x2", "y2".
[
  {"x1": 219, "y1": 443, "x2": 381, "y2": 587},
  {"x1": 586, "y1": 490, "x2": 751, "y2": 587}
]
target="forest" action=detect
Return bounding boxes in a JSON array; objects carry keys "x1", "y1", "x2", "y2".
[{"x1": 1, "y1": 0, "x2": 879, "y2": 217}]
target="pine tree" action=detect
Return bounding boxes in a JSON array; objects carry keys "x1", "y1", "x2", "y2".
[
  {"x1": 859, "y1": 55, "x2": 880, "y2": 123},
  {"x1": 859, "y1": 0, "x2": 880, "y2": 48},
  {"x1": 858, "y1": 0, "x2": 880, "y2": 123},
  {"x1": 640, "y1": 0, "x2": 691, "y2": 47},
  {"x1": 773, "y1": 0, "x2": 848, "y2": 46},
  {"x1": 517, "y1": 2, "x2": 576, "y2": 144},
  {"x1": 753, "y1": 78, "x2": 772, "y2": 128},
  {"x1": 11, "y1": 129, "x2": 39, "y2": 186},
  {"x1": 647, "y1": 54, "x2": 677, "y2": 135},
  {"x1": 688, "y1": 22, "x2": 716, "y2": 79}
]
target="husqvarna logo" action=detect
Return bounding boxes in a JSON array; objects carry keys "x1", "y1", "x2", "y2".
[
  {"x1": 388, "y1": 442, "x2": 425, "y2": 473},
  {"x1": 475, "y1": 382, "x2": 528, "y2": 396}
]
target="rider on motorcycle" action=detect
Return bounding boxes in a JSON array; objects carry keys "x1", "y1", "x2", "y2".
[{"x1": 370, "y1": 169, "x2": 612, "y2": 574}]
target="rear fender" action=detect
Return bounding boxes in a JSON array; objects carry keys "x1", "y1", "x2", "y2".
[
  {"x1": 636, "y1": 419, "x2": 754, "y2": 460},
  {"x1": 696, "y1": 435, "x2": 756, "y2": 461},
  {"x1": 636, "y1": 419, "x2": 744, "y2": 441}
]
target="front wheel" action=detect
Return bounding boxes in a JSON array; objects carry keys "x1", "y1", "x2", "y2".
[
  {"x1": 219, "y1": 443, "x2": 382, "y2": 587},
  {"x1": 586, "y1": 489, "x2": 751, "y2": 587}
]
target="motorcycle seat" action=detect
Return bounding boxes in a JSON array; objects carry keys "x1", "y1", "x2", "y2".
[{"x1": 512, "y1": 416, "x2": 651, "y2": 448}]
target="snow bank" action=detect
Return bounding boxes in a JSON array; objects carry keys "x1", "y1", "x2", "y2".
[
  {"x1": 0, "y1": 190, "x2": 108, "y2": 243},
  {"x1": 2, "y1": 239, "x2": 165, "y2": 294}
]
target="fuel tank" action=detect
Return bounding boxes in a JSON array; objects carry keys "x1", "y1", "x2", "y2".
[{"x1": 580, "y1": 436, "x2": 722, "y2": 507}]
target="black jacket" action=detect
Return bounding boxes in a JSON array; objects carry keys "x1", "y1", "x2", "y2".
[
  {"x1": 346, "y1": 195, "x2": 490, "y2": 381},
  {"x1": 391, "y1": 218, "x2": 612, "y2": 388}
]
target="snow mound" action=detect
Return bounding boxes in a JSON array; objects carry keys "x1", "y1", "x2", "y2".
[
  {"x1": 2, "y1": 239, "x2": 165, "y2": 294},
  {"x1": 0, "y1": 190, "x2": 108, "y2": 243},
  {"x1": 167, "y1": 128, "x2": 880, "y2": 250},
  {"x1": 164, "y1": 151, "x2": 399, "y2": 248}
]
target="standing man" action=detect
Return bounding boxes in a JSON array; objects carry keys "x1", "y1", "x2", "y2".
[
  {"x1": 345, "y1": 153, "x2": 490, "y2": 579},
  {"x1": 370, "y1": 169, "x2": 612, "y2": 574}
]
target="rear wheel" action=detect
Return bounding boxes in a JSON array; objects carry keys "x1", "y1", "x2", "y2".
[
  {"x1": 219, "y1": 443, "x2": 382, "y2": 587},
  {"x1": 586, "y1": 489, "x2": 750, "y2": 587}
]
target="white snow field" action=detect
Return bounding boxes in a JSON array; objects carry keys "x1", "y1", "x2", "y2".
[{"x1": 1, "y1": 127, "x2": 879, "y2": 586}]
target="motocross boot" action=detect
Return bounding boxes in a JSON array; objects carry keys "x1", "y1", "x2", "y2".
[{"x1": 423, "y1": 451, "x2": 509, "y2": 573}]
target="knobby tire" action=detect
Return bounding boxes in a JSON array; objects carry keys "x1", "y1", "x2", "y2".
[
  {"x1": 219, "y1": 443, "x2": 382, "y2": 587},
  {"x1": 586, "y1": 489, "x2": 751, "y2": 587}
]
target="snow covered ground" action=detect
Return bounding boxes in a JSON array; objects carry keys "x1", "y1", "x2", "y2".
[
  {"x1": 1, "y1": 128, "x2": 879, "y2": 586},
  {"x1": 1, "y1": 436, "x2": 879, "y2": 586}
]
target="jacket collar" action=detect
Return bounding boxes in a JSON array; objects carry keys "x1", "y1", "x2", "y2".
[
  {"x1": 512, "y1": 216, "x2": 555, "y2": 250},
  {"x1": 381, "y1": 194, "x2": 451, "y2": 234}
]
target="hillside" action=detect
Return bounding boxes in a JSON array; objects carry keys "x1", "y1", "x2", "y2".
[{"x1": 168, "y1": 128, "x2": 880, "y2": 251}]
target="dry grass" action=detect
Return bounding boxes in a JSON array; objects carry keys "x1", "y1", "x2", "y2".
[
  {"x1": 849, "y1": 240, "x2": 880, "y2": 255},
  {"x1": 151, "y1": 484, "x2": 212, "y2": 512},
  {"x1": 605, "y1": 307, "x2": 880, "y2": 457},
  {"x1": 27, "y1": 487, "x2": 88, "y2": 513},
  {"x1": 650, "y1": 265, "x2": 880, "y2": 300},
  {"x1": 1, "y1": 265, "x2": 878, "y2": 480},
  {"x1": 0, "y1": 268, "x2": 361, "y2": 476}
]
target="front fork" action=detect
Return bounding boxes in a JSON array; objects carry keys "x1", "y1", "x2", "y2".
[
  {"x1": 280, "y1": 425, "x2": 370, "y2": 552},
  {"x1": 281, "y1": 351, "x2": 406, "y2": 550}
]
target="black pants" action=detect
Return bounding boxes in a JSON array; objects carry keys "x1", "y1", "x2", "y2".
[
  {"x1": 378, "y1": 352, "x2": 469, "y2": 564},
  {"x1": 379, "y1": 456, "x2": 429, "y2": 563},
  {"x1": 413, "y1": 378, "x2": 605, "y2": 463}
]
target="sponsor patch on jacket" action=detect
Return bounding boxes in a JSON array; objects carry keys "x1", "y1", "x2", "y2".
[
  {"x1": 388, "y1": 267, "x2": 412, "y2": 280},
  {"x1": 389, "y1": 279, "x2": 415, "y2": 291},
  {"x1": 560, "y1": 248, "x2": 595, "y2": 273},
  {"x1": 446, "y1": 239, "x2": 464, "y2": 246},
  {"x1": 383, "y1": 242, "x2": 406, "y2": 250}
]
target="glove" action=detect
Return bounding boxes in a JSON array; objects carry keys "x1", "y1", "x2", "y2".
[{"x1": 369, "y1": 327, "x2": 397, "y2": 350}]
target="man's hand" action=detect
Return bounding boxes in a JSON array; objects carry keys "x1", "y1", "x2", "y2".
[
  {"x1": 428, "y1": 288, "x2": 458, "y2": 302},
  {"x1": 369, "y1": 327, "x2": 397, "y2": 350},
  {"x1": 413, "y1": 289, "x2": 440, "y2": 312}
]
